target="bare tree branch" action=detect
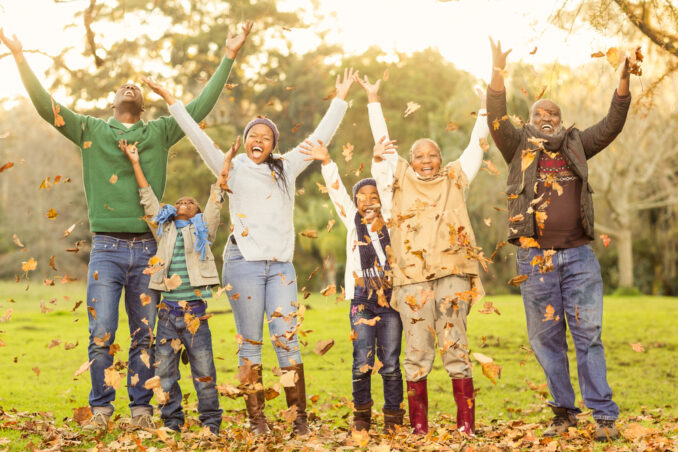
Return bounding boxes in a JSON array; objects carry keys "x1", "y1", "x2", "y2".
[
  {"x1": 84, "y1": 0, "x2": 104, "y2": 68},
  {"x1": 613, "y1": 0, "x2": 678, "y2": 58}
]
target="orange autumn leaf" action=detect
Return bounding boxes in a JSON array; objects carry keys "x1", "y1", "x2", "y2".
[
  {"x1": 316, "y1": 181, "x2": 328, "y2": 193},
  {"x1": 83, "y1": 141, "x2": 92, "y2": 149},
  {"x1": 330, "y1": 179, "x2": 340, "y2": 191},
  {"x1": 591, "y1": 51, "x2": 605, "y2": 58},
  {"x1": 600, "y1": 234, "x2": 611, "y2": 247},
  {"x1": 140, "y1": 293, "x2": 152, "y2": 306},
  {"x1": 50, "y1": 96, "x2": 65, "y2": 127},
  {"x1": 241, "y1": 227, "x2": 249, "y2": 237},
  {"x1": 629, "y1": 342, "x2": 645, "y2": 353},
  {"x1": 326, "y1": 219, "x2": 336, "y2": 233},
  {"x1": 521, "y1": 149, "x2": 536, "y2": 172},
  {"x1": 299, "y1": 230, "x2": 318, "y2": 239},
  {"x1": 446, "y1": 121, "x2": 459, "y2": 132},
  {"x1": 74, "y1": 359, "x2": 95, "y2": 377},
  {"x1": 109, "y1": 174, "x2": 118, "y2": 184},
  {"x1": 509, "y1": 214, "x2": 524, "y2": 223},
  {"x1": 320, "y1": 284, "x2": 336, "y2": 296},
  {"x1": 382, "y1": 68, "x2": 390, "y2": 81},
  {"x1": 479, "y1": 137, "x2": 490, "y2": 152},
  {"x1": 21, "y1": 258, "x2": 38, "y2": 273},
  {"x1": 482, "y1": 159, "x2": 500, "y2": 176},
  {"x1": 606, "y1": 47, "x2": 621, "y2": 69},
  {"x1": 0, "y1": 162, "x2": 15, "y2": 172},
  {"x1": 164, "y1": 274, "x2": 182, "y2": 290},
  {"x1": 46, "y1": 208, "x2": 59, "y2": 220},
  {"x1": 535, "y1": 86, "x2": 547, "y2": 100},
  {"x1": 355, "y1": 316, "x2": 381, "y2": 327},
  {"x1": 314, "y1": 339, "x2": 334, "y2": 356},
  {"x1": 291, "y1": 123, "x2": 302, "y2": 133},
  {"x1": 542, "y1": 304, "x2": 558, "y2": 322},
  {"x1": 529, "y1": 46, "x2": 538, "y2": 55},
  {"x1": 508, "y1": 274, "x2": 528, "y2": 287},
  {"x1": 519, "y1": 236, "x2": 540, "y2": 248},
  {"x1": 492, "y1": 118, "x2": 500, "y2": 130},
  {"x1": 64, "y1": 223, "x2": 77, "y2": 237}
]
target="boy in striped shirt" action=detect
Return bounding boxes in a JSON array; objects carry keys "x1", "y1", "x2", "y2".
[{"x1": 122, "y1": 137, "x2": 238, "y2": 435}]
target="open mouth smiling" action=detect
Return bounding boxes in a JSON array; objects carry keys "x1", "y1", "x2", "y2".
[{"x1": 251, "y1": 145, "x2": 263, "y2": 159}]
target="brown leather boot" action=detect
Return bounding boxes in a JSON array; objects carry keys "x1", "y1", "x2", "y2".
[
  {"x1": 452, "y1": 377, "x2": 475, "y2": 434},
  {"x1": 281, "y1": 363, "x2": 310, "y2": 436},
  {"x1": 241, "y1": 364, "x2": 270, "y2": 435},
  {"x1": 383, "y1": 408, "x2": 405, "y2": 434},
  {"x1": 352, "y1": 400, "x2": 373, "y2": 431}
]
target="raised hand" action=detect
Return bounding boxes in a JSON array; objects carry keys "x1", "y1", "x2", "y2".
[
  {"x1": 141, "y1": 76, "x2": 175, "y2": 105},
  {"x1": 618, "y1": 54, "x2": 632, "y2": 96},
  {"x1": 120, "y1": 139, "x2": 140, "y2": 164},
  {"x1": 218, "y1": 136, "x2": 241, "y2": 189},
  {"x1": 489, "y1": 36, "x2": 512, "y2": 73},
  {"x1": 335, "y1": 68, "x2": 357, "y2": 101},
  {"x1": 0, "y1": 28, "x2": 23, "y2": 57},
  {"x1": 355, "y1": 75, "x2": 382, "y2": 103},
  {"x1": 299, "y1": 139, "x2": 331, "y2": 165},
  {"x1": 373, "y1": 136, "x2": 397, "y2": 162},
  {"x1": 225, "y1": 20, "x2": 253, "y2": 59}
]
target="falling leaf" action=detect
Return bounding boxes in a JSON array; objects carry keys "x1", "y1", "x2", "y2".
[
  {"x1": 241, "y1": 227, "x2": 249, "y2": 237},
  {"x1": 21, "y1": 258, "x2": 38, "y2": 273},
  {"x1": 529, "y1": 46, "x2": 538, "y2": 55},
  {"x1": 478, "y1": 301, "x2": 501, "y2": 315},
  {"x1": 483, "y1": 217, "x2": 492, "y2": 227},
  {"x1": 74, "y1": 359, "x2": 94, "y2": 377},
  {"x1": 492, "y1": 118, "x2": 500, "y2": 130},
  {"x1": 140, "y1": 349, "x2": 151, "y2": 368},
  {"x1": 63, "y1": 223, "x2": 77, "y2": 238},
  {"x1": 403, "y1": 101, "x2": 421, "y2": 118},
  {"x1": 600, "y1": 234, "x2": 611, "y2": 247},
  {"x1": 299, "y1": 230, "x2": 318, "y2": 239},
  {"x1": 508, "y1": 274, "x2": 528, "y2": 287},
  {"x1": 320, "y1": 284, "x2": 336, "y2": 296},
  {"x1": 446, "y1": 121, "x2": 458, "y2": 132},
  {"x1": 482, "y1": 159, "x2": 500, "y2": 175},
  {"x1": 326, "y1": 219, "x2": 336, "y2": 233},
  {"x1": 479, "y1": 137, "x2": 490, "y2": 152},
  {"x1": 355, "y1": 316, "x2": 381, "y2": 327},
  {"x1": 88, "y1": 306, "x2": 97, "y2": 319},
  {"x1": 509, "y1": 214, "x2": 524, "y2": 223},
  {"x1": 83, "y1": 141, "x2": 92, "y2": 149},
  {"x1": 51, "y1": 96, "x2": 65, "y2": 127},
  {"x1": 291, "y1": 123, "x2": 302, "y2": 133},
  {"x1": 542, "y1": 304, "x2": 558, "y2": 322},
  {"x1": 144, "y1": 375, "x2": 162, "y2": 390},
  {"x1": 521, "y1": 149, "x2": 536, "y2": 172},
  {"x1": 185, "y1": 313, "x2": 201, "y2": 335},
  {"x1": 225, "y1": 83, "x2": 239, "y2": 90},
  {"x1": 519, "y1": 237, "x2": 540, "y2": 248},
  {"x1": 93, "y1": 332, "x2": 110, "y2": 346},
  {"x1": 46, "y1": 208, "x2": 59, "y2": 220},
  {"x1": 0, "y1": 162, "x2": 14, "y2": 173},
  {"x1": 472, "y1": 353, "x2": 501, "y2": 384},
  {"x1": 140, "y1": 293, "x2": 152, "y2": 306},
  {"x1": 73, "y1": 406, "x2": 92, "y2": 425},
  {"x1": 629, "y1": 342, "x2": 645, "y2": 353},
  {"x1": 109, "y1": 174, "x2": 118, "y2": 184},
  {"x1": 164, "y1": 274, "x2": 182, "y2": 290},
  {"x1": 314, "y1": 339, "x2": 335, "y2": 355},
  {"x1": 0, "y1": 309, "x2": 12, "y2": 323},
  {"x1": 535, "y1": 86, "x2": 547, "y2": 100},
  {"x1": 12, "y1": 234, "x2": 24, "y2": 248},
  {"x1": 280, "y1": 369, "x2": 297, "y2": 388},
  {"x1": 591, "y1": 51, "x2": 605, "y2": 58},
  {"x1": 606, "y1": 47, "x2": 621, "y2": 69},
  {"x1": 342, "y1": 142, "x2": 354, "y2": 162},
  {"x1": 383, "y1": 68, "x2": 390, "y2": 81}
]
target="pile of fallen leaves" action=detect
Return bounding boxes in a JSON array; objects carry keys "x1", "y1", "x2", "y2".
[{"x1": 1, "y1": 406, "x2": 676, "y2": 451}]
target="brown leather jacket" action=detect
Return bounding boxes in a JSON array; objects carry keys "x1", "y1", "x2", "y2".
[{"x1": 486, "y1": 87, "x2": 631, "y2": 245}]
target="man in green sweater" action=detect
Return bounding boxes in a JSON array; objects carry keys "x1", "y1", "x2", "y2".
[{"x1": 0, "y1": 22, "x2": 251, "y2": 431}]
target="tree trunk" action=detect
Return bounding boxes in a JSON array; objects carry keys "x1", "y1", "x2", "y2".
[
  {"x1": 322, "y1": 254, "x2": 338, "y2": 290},
  {"x1": 616, "y1": 227, "x2": 634, "y2": 289}
]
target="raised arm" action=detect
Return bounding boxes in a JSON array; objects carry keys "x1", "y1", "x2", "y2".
[
  {"x1": 158, "y1": 21, "x2": 253, "y2": 146},
  {"x1": 300, "y1": 140, "x2": 358, "y2": 227},
  {"x1": 0, "y1": 29, "x2": 85, "y2": 146},
  {"x1": 203, "y1": 184, "x2": 226, "y2": 242},
  {"x1": 486, "y1": 37, "x2": 521, "y2": 163},
  {"x1": 458, "y1": 87, "x2": 490, "y2": 183},
  {"x1": 579, "y1": 57, "x2": 633, "y2": 159},
  {"x1": 283, "y1": 68, "x2": 354, "y2": 178}
]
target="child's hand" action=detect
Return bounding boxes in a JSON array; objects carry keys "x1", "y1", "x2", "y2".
[
  {"x1": 335, "y1": 68, "x2": 357, "y2": 101},
  {"x1": 373, "y1": 136, "x2": 397, "y2": 162},
  {"x1": 225, "y1": 20, "x2": 253, "y2": 59},
  {"x1": 120, "y1": 139, "x2": 140, "y2": 164},
  {"x1": 355, "y1": 75, "x2": 381, "y2": 103},
  {"x1": 0, "y1": 28, "x2": 23, "y2": 56},
  {"x1": 299, "y1": 139, "x2": 331, "y2": 165},
  {"x1": 141, "y1": 76, "x2": 175, "y2": 105},
  {"x1": 218, "y1": 136, "x2": 241, "y2": 189}
]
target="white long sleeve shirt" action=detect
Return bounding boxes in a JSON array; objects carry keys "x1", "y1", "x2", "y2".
[
  {"x1": 168, "y1": 98, "x2": 348, "y2": 262},
  {"x1": 368, "y1": 102, "x2": 489, "y2": 222},
  {"x1": 320, "y1": 161, "x2": 386, "y2": 301}
]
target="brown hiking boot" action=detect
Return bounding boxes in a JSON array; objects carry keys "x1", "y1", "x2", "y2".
[
  {"x1": 242, "y1": 364, "x2": 270, "y2": 435},
  {"x1": 383, "y1": 408, "x2": 405, "y2": 434},
  {"x1": 82, "y1": 410, "x2": 111, "y2": 433},
  {"x1": 130, "y1": 413, "x2": 155, "y2": 430},
  {"x1": 352, "y1": 401, "x2": 373, "y2": 432},
  {"x1": 594, "y1": 419, "x2": 619, "y2": 441},
  {"x1": 542, "y1": 407, "x2": 577, "y2": 437},
  {"x1": 281, "y1": 363, "x2": 310, "y2": 436}
]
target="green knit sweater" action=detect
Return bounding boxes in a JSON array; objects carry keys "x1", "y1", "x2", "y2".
[{"x1": 17, "y1": 56, "x2": 234, "y2": 232}]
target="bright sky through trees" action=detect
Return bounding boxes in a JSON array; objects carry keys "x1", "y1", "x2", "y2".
[{"x1": 0, "y1": 0, "x2": 623, "y2": 101}]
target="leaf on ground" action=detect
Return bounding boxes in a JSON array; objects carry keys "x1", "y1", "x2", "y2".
[
  {"x1": 622, "y1": 422, "x2": 657, "y2": 440},
  {"x1": 351, "y1": 427, "x2": 370, "y2": 447},
  {"x1": 629, "y1": 342, "x2": 645, "y2": 353},
  {"x1": 73, "y1": 406, "x2": 92, "y2": 425}
]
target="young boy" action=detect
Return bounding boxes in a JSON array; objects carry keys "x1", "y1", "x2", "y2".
[
  {"x1": 299, "y1": 138, "x2": 404, "y2": 433},
  {"x1": 121, "y1": 135, "x2": 239, "y2": 435}
]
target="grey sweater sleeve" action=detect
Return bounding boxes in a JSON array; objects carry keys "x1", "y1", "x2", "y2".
[{"x1": 168, "y1": 101, "x2": 225, "y2": 176}]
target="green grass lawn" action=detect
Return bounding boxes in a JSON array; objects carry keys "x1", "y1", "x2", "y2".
[{"x1": 0, "y1": 280, "x2": 676, "y2": 449}]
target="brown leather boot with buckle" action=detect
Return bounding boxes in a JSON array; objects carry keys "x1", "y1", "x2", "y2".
[
  {"x1": 241, "y1": 364, "x2": 270, "y2": 435},
  {"x1": 281, "y1": 363, "x2": 310, "y2": 436}
]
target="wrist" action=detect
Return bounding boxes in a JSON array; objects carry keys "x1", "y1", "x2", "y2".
[
  {"x1": 13, "y1": 51, "x2": 24, "y2": 63},
  {"x1": 226, "y1": 49, "x2": 237, "y2": 59},
  {"x1": 367, "y1": 94, "x2": 379, "y2": 103},
  {"x1": 321, "y1": 157, "x2": 332, "y2": 165}
]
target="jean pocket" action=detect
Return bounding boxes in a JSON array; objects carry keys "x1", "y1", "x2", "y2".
[
  {"x1": 226, "y1": 244, "x2": 244, "y2": 262},
  {"x1": 91, "y1": 236, "x2": 118, "y2": 252}
]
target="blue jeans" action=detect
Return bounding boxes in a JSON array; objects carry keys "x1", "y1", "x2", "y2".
[
  {"x1": 86, "y1": 235, "x2": 160, "y2": 413},
  {"x1": 155, "y1": 307, "x2": 222, "y2": 431},
  {"x1": 222, "y1": 242, "x2": 302, "y2": 367},
  {"x1": 517, "y1": 244, "x2": 618, "y2": 420},
  {"x1": 350, "y1": 289, "x2": 404, "y2": 411}
]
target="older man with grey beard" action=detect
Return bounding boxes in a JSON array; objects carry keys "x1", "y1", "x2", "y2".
[{"x1": 486, "y1": 37, "x2": 635, "y2": 441}]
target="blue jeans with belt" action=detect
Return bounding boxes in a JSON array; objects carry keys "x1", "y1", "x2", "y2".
[
  {"x1": 222, "y1": 241, "x2": 302, "y2": 367},
  {"x1": 86, "y1": 235, "x2": 160, "y2": 414},
  {"x1": 350, "y1": 287, "x2": 403, "y2": 411},
  {"x1": 517, "y1": 244, "x2": 619, "y2": 420}
]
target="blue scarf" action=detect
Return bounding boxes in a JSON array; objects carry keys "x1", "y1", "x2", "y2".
[{"x1": 153, "y1": 206, "x2": 211, "y2": 261}]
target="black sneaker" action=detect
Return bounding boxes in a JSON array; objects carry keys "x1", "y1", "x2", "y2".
[{"x1": 594, "y1": 419, "x2": 619, "y2": 441}]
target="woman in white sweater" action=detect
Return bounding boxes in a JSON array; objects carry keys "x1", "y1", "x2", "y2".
[
  {"x1": 145, "y1": 69, "x2": 356, "y2": 436},
  {"x1": 359, "y1": 76, "x2": 489, "y2": 435}
]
